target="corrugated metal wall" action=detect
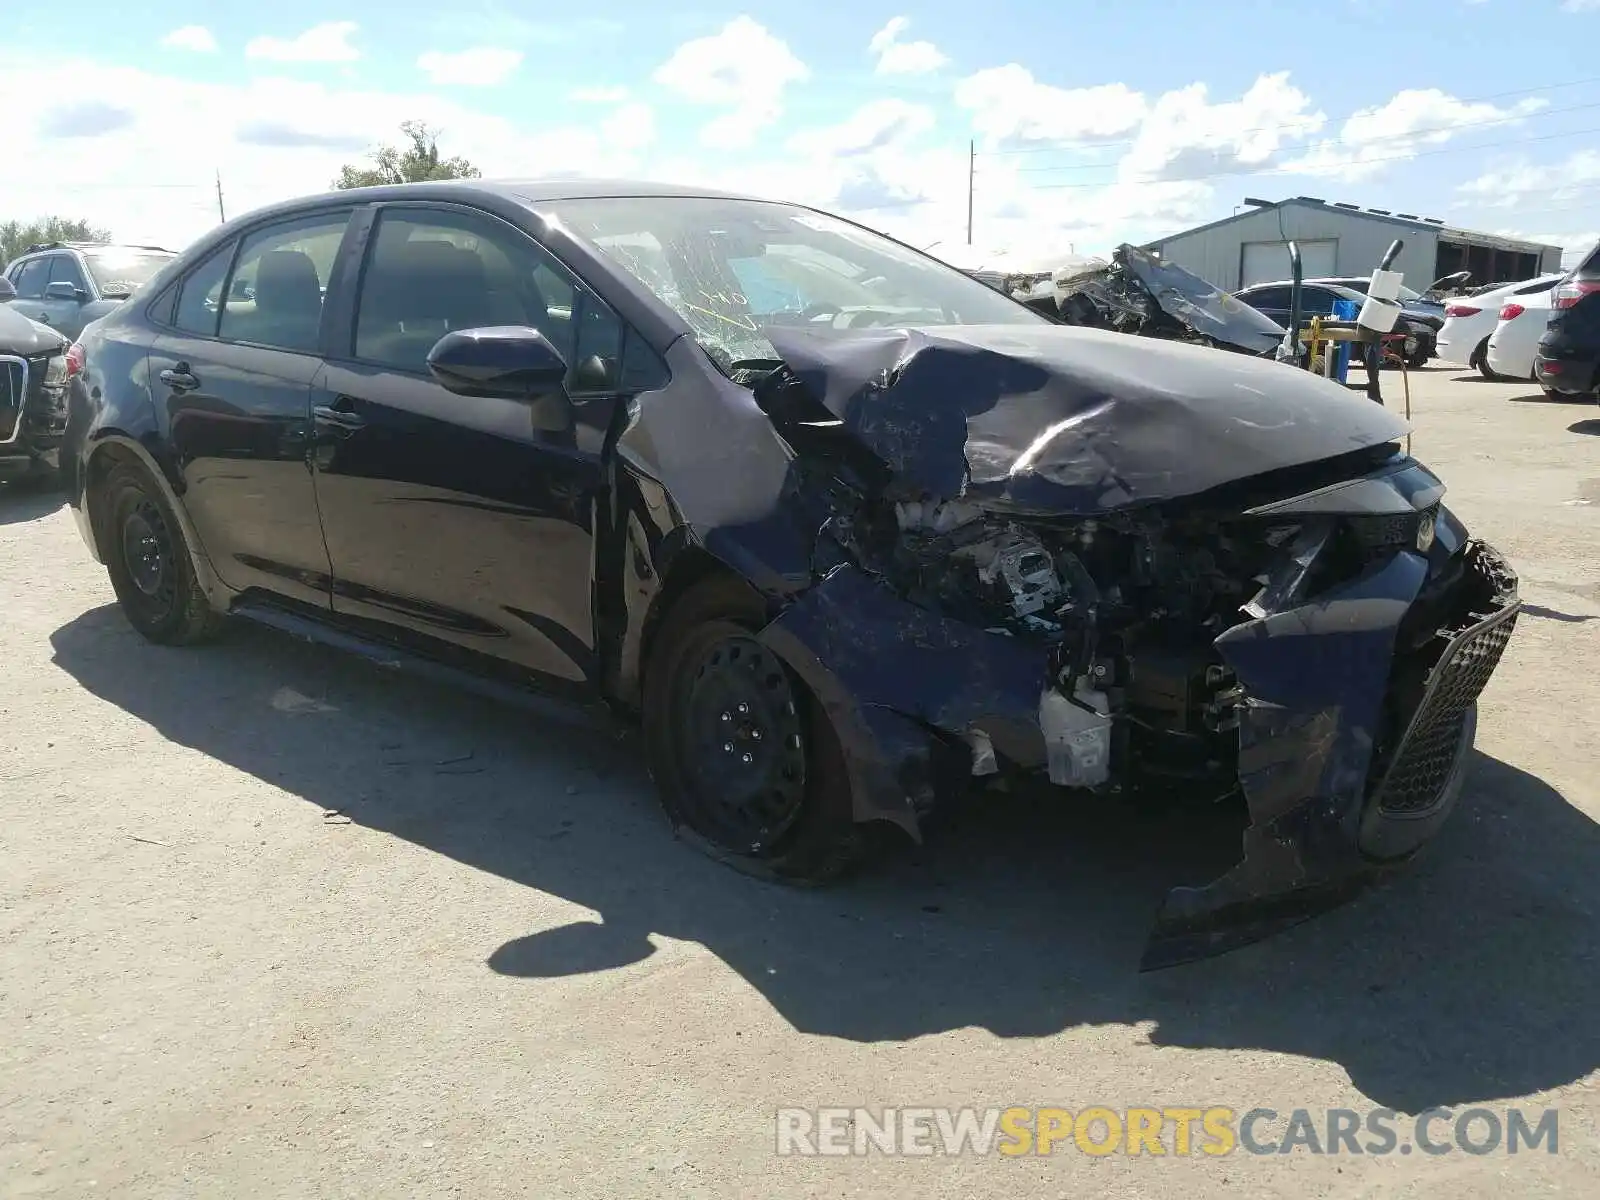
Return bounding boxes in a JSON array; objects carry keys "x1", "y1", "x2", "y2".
[{"x1": 1150, "y1": 206, "x2": 1441, "y2": 290}]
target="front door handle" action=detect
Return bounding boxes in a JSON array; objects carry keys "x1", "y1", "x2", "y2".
[
  {"x1": 313, "y1": 404, "x2": 365, "y2": 431},
  {"x1": 159, "y1": 367, "x2": 199, "y2": 391}
]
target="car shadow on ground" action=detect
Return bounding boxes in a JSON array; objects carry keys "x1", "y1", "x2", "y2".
[
  {"x1": 1569, "y1": 418, "x2": 1600, "y2": 436},
  {"x1": 50, "y1": 605, "x2": 1600, "y2": 1113},
  {"x1": 0, "y1": 483, "x2": 65, "y2": 525}
]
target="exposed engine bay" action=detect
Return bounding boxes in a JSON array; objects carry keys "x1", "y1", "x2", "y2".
[{"x1": 817, "y1": 491, "x2": 1322, "y2": 794}]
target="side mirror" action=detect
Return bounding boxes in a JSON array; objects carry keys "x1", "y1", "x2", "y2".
[
  {"x1": 0, "y1": 277, "x2": 14, "y2": 303},
  {"x1": 427, "y1": 326, "x2": 574, "y2": 431},
  {"x1": 44, "y1": 281, "x2": 83, "y2": 303}
]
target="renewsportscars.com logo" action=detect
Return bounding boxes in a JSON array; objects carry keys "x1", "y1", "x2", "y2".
[{"x1": 775, "y1": 1106, "x2": 1560, "y2": 1158}]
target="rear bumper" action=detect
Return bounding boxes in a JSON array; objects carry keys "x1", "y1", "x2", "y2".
[{"x1": 1534, "y1": 353, "x2": 1598, "y2": 395}]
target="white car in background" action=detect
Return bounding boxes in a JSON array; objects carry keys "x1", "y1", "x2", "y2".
[
  {"x1": 1486, "y1": 284, "x2": 1560, "y2": 382},
  {"x1": 1437, "y1": 273, "x2": 1563, "y2": 378}
]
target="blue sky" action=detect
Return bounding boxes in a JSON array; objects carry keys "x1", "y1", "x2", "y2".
[{"x1": 4, "y1": 1, "x2": 1599, "y2": 265}]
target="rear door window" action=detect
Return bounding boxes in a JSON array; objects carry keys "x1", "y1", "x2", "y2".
[
  {"x1": 11, "y1": 259, "x2": 49, "y2": 300},
  {"x1": 172, "y1": 243, "x2": 236, "y2": 337},
  {"x1": 219, "y1": 212, "x2": 351, "y2": 353}
]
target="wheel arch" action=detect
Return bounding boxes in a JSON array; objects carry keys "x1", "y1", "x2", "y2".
[
  {"x1": 83, "y1": 434, "x2": 231, "y2": 610},
  {"x1": 626, "y1": 542, "x2": 759, "y2": 710}
]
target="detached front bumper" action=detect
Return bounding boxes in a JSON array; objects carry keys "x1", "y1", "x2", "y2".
[{"x1": 1145, "y1": 542, "x2": 1518, "y2": 969}]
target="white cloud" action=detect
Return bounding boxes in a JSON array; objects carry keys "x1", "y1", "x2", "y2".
[
  {"x1": 787, "y1": 99, "x2": 935, "y2": 158},
  {"x1": 868, "y1": 17, "x2": 909, "y2": 53},
  {"x1": 868, "y1": 16, "x2": 948, "y2": 75},
  {"x1": 956, "y1": 65, "x2": 1147, "y2": 143},
  {"x1": 1286, "y1": 90, "x2": 1546, "y2": 181},
  {"x1": 160, "y1": 26, "x2": 217, "y2": 53},
  {"x1": 245, "y1": 22, "x2": 361, "y2": 64},
  {"x1": 572, "y1": 86, "x2": 630, "y2": 104},
  {"x1": 1456, "y1": 150, "x2": 1600, "y2": 208},
  {"x1": 652, "y1": 17, "x2": 808, "y2": 149},
  {"x1": 0, "y1": 50, "x2": 654, "y2": 252},
  {"x1": 417, "y1": 47, "x2": 523, "y2": 86},
  {"x1": 1117, "y1": 73, "x2": 1325, "y2": 183},
  {"x1": 1562, "y1": 0, "x2": 1600, "y2": 11},
  {"x1": 601, "y1": 102, "x2": 656, "y2": 152}
]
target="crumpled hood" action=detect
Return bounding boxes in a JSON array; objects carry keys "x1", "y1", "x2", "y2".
[
  {"x1": 0, "y1": 304, "x2": 68, "y2": 357},
  {"x1": 763, "y1": 323, "x2": 1411, "y2": 513}
]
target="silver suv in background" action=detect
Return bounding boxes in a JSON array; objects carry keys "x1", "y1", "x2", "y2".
[{"x1": 3, "y1": 242, "x2": 176, "y2": 341}]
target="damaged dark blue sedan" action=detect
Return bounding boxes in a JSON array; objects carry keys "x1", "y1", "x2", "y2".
[{"x1": 59, "y1": 181, "x2": 1520, "y2": 968}]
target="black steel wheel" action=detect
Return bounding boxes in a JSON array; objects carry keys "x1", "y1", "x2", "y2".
[
  {"x1": 643, "y1": 576, "x2": 859, "y2": 882},
  {"x1": 99, "y1": 461, "x2": 224, "y2": 645},
  {"x1": 672, "y1": 633, "x2": 809, "y2": 852}
]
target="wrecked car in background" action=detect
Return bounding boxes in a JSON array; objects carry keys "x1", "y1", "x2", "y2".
[
  {"x1": 62, "y1": 181, "x2": 1520, "y2": 969},
  {"x1": 1051, "y1": 243, "x2": 1287, "y2": 357}
]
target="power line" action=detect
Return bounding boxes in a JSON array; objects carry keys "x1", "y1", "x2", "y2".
[
  {"x1": 978, "y1": 74, "x2": 1600, "y2": 158},
  {"x1": 996, "y1": 97, "x2": 1600, "y2": 176}
]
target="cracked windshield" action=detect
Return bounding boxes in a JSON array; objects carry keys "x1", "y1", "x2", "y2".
[{"x1": 547, "y1": 195, "x2": 1043, "y2": 369}]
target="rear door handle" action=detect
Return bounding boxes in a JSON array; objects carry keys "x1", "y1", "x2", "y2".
[
  {"x1": 313, "y1": 404, "x2": 365, "y2": 430},
  {"x1": 159, "y1": 367, "x2": 199, "y2": 391}
]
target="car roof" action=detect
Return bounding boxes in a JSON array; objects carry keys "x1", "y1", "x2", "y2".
[
  {"x1": 229, "y1": 177, "x2": 770, "y2": 226},
  {"x1": 1240, "y1": 280, "x2": 1367, "y2": 299}
]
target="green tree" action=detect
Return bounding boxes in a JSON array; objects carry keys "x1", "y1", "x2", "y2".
[
  {"x1": 333, "y1": 121, "x2": 483, "y2": 189},
  {"x1": 1, "y1": 217, "x2": 113, "y2": 266}
]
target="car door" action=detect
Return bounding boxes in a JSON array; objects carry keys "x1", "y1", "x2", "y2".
[
  {"x1": 147, "y1": 208, "x2": 355, "y2": 610},
  {"x1": 311, "y1": 202, "x2": 663, "y2": 692},
  {"x1": 40, "y1": 254, "x2": 91, "y2": 339},
  {"x1": 9, "y1": 258, "x2": 51, "y2": 323}
]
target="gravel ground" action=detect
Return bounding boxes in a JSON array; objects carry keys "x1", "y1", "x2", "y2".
[{"x1": 2, "y1": 366, "x2": 1597, "y2": 1198}]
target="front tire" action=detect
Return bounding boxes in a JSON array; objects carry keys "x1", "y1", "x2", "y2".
[
  {"x1": 643, "y1": 576, "x2": 860, "y2": 883},
  {"x1": 99, "y1": 462, "x2": 224, "y2": 645}
]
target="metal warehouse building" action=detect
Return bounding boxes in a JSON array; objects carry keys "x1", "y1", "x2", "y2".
[{"x1": 1143, "y1": 196, "x2": 1563, "y2": 292}]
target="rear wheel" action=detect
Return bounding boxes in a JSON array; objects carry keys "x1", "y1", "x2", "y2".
[
  {"x1": 99, "y1": 462, "x2": 224, "y2": 645},
  {"x1": 1473, "y1": 338, "x2": 1500, "y2": 380},
  {"x1": 643, "y1": 576, "x2": 860, "y2": 883}
]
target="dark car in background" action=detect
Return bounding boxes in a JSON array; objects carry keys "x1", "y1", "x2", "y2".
[
  {"x1": 3, "y1": 241, "x2": 177, "y2": 341},
  {"x1": 1531, "y1": 240, "x2": 1600, "y2": 398},
  {"x1": 1535, "y1": 296, "x2": 1600, "y2": 399},
  {"x1": 0, "y1": 276, "x2": 71, "y2": 486},
  {"x1": 1233, "y1": 280, "x2": 1436, "y2": 367},
  {"x1": 62, "y1": 179, "x2": 1519, "y2": 968}
]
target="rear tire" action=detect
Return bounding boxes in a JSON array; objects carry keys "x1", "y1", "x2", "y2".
[
  {"x1": 1474, "y1": 339, "x2": 1500, "y2": 380},
  {"x1": 642, "y1": 576, "x2": 860, "y2": 883},
  {"x1": 98, "y1": 462, "x2": 225, "y2": 645}
]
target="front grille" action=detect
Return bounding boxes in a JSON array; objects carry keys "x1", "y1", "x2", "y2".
[
  {"x1": 1, "y1": 356, "x2": 25, "y2": 443},
  {"x1": 1371, "y1": 603, "x2": 1519, "y2": 814}
]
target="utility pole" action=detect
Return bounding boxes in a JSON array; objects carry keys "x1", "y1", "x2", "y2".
[
  {"x1": 966, "y1": 140, "x2": 975, "y2": 246},
  {"x1": 215, "y1": 171, "x2": 226, "y2": 223}
]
